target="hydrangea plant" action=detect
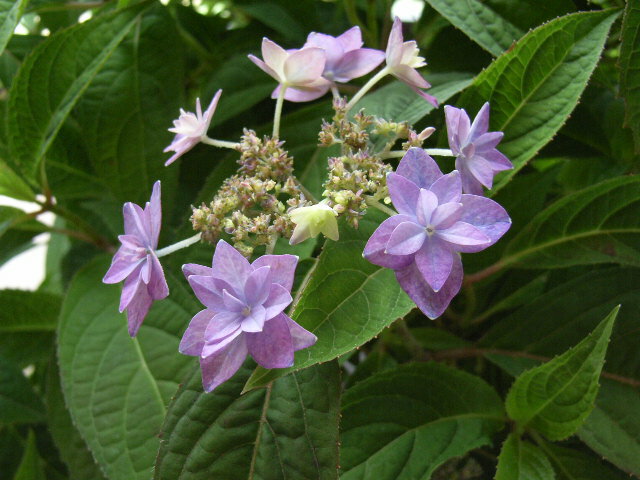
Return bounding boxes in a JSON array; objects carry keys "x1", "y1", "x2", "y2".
[{"x1": 1, "y1": 1, "x2": 638, "y2": 479}]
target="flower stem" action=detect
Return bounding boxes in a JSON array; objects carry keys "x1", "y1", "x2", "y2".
[
  {"x1": 345, "y1": 66, "x2": 390, "y2": 112},
  {"x1": 156, "y1": 233, "x2": 201, "y2": 258},
  {"x1": 265, "y1": 235, "x2": 277, "y2": 255},
  {"x1": 425, "y1": 148, "x2": 454, "y2": 157},
  {"x1": 331, "y1": 85, "x2": 340, "y2": 100},
  {"x1": 201, "y1": 137, "x2": 239, "y2": 149},
  {"x1": 463, "y1": 260, "x2": 506, "y2": 285},
  {"x1": 365, "y1": 196, "x2": 396, "y2": 216},
  {"x1": 273, "y1": 85, "x2": 287, "y2": 138}
]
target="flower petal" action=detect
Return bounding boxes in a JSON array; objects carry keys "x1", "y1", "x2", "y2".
[
  {"x1": 395, "y1": 254, "x2": 463, "y2": 319},
  {"x1": 204, "y1": 311, "x2": 243, "y2": 343},
  {"x1": 337, "y1": 25, "x2": 363, "y2": 51},
  {"x1": 305, "y1": 32, "x2": 343, "y2": 68},
  {"x1": 188, "y1": 275, "x2": 224, "y2": 310},
  {"x1": 467, "y1": 102, "x2": 490, "y2": 142},
  {"x1": 473, "y1": 132, "x2": 503, "y2": 152},
  {"x1": 248, "y1": 54, "x2": 280, "y2": 82},
  {"x1": 467, "y1": 155, "x2": 495, "y2": 189},
  {"x1": 261, "y1": 38, "x2": 288, "y2": 77},
  {"x1": 252, "y1": 254, "x2": 298, "y2": 291},
  {"x1": 223, "y1": 290, "x2": 246, "y2": 313},
  {"x1": 122, "y1": 276, "x2": 153, "y2": 337},
  {"x1": 396, "y1": 147, "x2": 443, "y2": 189},
  {"x1": 273, "y1": 82, "x2": 331, "y2": 102},
  {"x1": 103, "y1": 248, "x2": 144, "y2": 284},
  {"x1": 146, "y1": 251, "x2": 169, "y2": 300},
  {"x1": 386, "y1": 221, "x2": 426, "y2": 255},
  {"x1": 182, "y1": 263, "x2": 213, "y2": 280},
  {"x1": 458, "y1": 194, "x2": 511, "y2": 251},
  {"x1": 415, "y1": 189, "x2": 438, "y2": 226},
  {"x1": 123, "y1": 202, "x2": 150, "y2": 245},
  {"x1": 241, "y1": 304, "x2": 267, "y2": 332},
  {"x1": 147, "y1": 181, "x2": 162, "y2": 247},
  {"x1": 386, "y1": 17, "x2": 404, "y2": 67},
  {"x1": 244, "y1": 266, "x2": 272, "y2": 306},
  {"x1": 212, "y1": 240, "x2": 252, "y2": 293},
  {"x1": 246, "y1": 314, "x2": 294, "y2": 369},
  {"x1": 414, "y1": 237, "x2": 454, "y2": 292},
  {"x1": 430, "y1": 202, "x2": 463, "y2": 230},
  {"x1": 284, "y1": 47, "x2": 326, "y2": 85},
  {"x1": 202, "y1": 89, "x2": 222, "y2": 128},
  {"x1": 429, "y1": 170, "x2": 462, "y2": 205},
  {"x1": 281, "y1": 314, "x2": 317, "y2": 350},
  {"x1": 387, "y1": 172, "x2": 420, "y2": 216},
  {"x1": 332, "y1": 48, "x2": 385, "y2": 82},
  {"x1": 482, "y1": 149, "x2": 513, "y2": 171},
  {"x1": 199, "y1": 335, "x2": 248, "y2": 392},
  {"x1": 444, "y1": 105, "x2": 470, "y2": 153},
  {"x1": 438, "y1": 221, "x2": 491, "y2": 251},
  {"x1": 363, "y1": 214, "x2": 415, "y2": 269},
  {"x1": 392, "y1": 64, "x2": 429, "y2": 89},
  {"x1": 263, "y1": 283, "x2": 293, "y2": 320},
  {"x1": 179, "y1": 309, "x2": 215, "y2": 356}
]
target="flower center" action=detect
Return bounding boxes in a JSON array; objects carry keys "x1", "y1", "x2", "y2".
[
  {"x1": 242, "y1": 306, "x2": 252, "y2": 317},
  {"x1": 425, "y1": 226, "x2": 435, "y2": 236}
]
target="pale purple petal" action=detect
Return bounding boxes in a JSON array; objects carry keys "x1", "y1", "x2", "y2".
[
  {"x1": 252, "y1": 254, "x2": 298, "y2": 291},
  {"x1": 429, "y1": 171, "x2": 462, "y2": 204},
  {"x1": 119, "y1": 265, "x2": 143, "y2": 312},
  {"x1": 363, "y1": 214, "x2": 415, "y2": 269},
  {"x1": 273, "y1": 82, "x2": 331, "y2": 102},
  {"x1": 410, "y1": 85, "x2": 439, "y2": 108},
  {"x1": 202, "y1": 90, "x2": 222, "y2": 128},
  {"x1": 395, "y1": 254, "x2": 463, "y2": 319},
  {"x1": 414, "y1": 237, "x2": 454, "y2": 292},
  {"x1": 211, "y1": 240, "x2": 252, "y2": 293},
  {"x1": 467, "y1": 102, "x2": 490, "y2": 142},
  {"x1": 444, "y1": 105, "x2": 470, "y2": 153},
  {"x1": 467, "y1": 155, "x2": 495, "y2": 189},
  {"x1": 459, "y1": 194, "x2": 511, "y2": 251},
  {"x1": 482, "y1": 150, "x2": 513, "y2": 170},
  {"x1": 430, "y1": 203, "x2": 463, "y2": 230},
  {"x1": 392, "y1": 64, "x2": 430, "y2": 89},
  {"x1": 188, "y1": 275, "x2": 225, "y2": 310},
  {"x1": 246, "y1": 314, "x2": 294, "y2": 369},
  {"x1": 201, "y1": 327, "x2": 242, "y2": 358},
  {"x1": 179, "y1": 309, "x2": 215, "y2": 356},
  {"x1": 124, "y1": 279, "x2": 153, "y2": 337},
  {"x1": 241, "y1": 304, "x2": 266, "y2": 332},
  {"x1": 386, "y1": 17, "x2": 404, "y2": 67},
  {"x1": 386, "y1": 221, "x2": 426, "y2": 255},
  {"x1": 387, "y1": 172, "x2": 420, "y2": 217},
  {"x1": 336, "y1": 26, "x2": 363, "y2": 51},
  {"x1": 248, "y1": 54, "x2": 280, "y2": 82},
  {"x1": 146, "y1": 252, "x2": 169, "y2": 300},
  {"x1": 146, "y1": 181, "x2": 162, "y2": 247},
  {"x1": 244, "y1": 266, "x2": 272, "y2": 306},
  {"x1": 200, "y1": 336, "x2": 248, "y2": 392},
  {"x1": 261, "y1": 38, "x2": 288, "y2": 75},
  {"x1": 282, "y1": 314, "x2": 317, "y2": 350},
  {"x1": 456, "y1": 159, "x2": 484, "y2": 196},
  {"x1": 415, "y1": 189, "x2": 438, "y2": 226},
  {"x1": 103, "y1": 250, "x2": 144, "y2": 284},
  {"x1": 204, "y1": 311, "x2": 243, "y2": 344},
  {"x1": 284, "y1": 48, "x2": 326, "y2": 84},
  {"x1": 473, "y1": 132, "x2": 503, "y2": 152},
  {"x1": 140, "y1": 255, "x2": 151, "y2": 284},
  {"x1": 438, "y1": 221, "x2": 491, "y2": 250},
  {"x1": 263, "y1": 283, "x2": 293, "y2": 319},
  {"x1": 123, "y1": 203, "x2": 150, "y2": 245},
  {"x1": 222, "y1": 290, "x2": 246, "y2": 313},
  {"x1": 396, "y1": 148, "x2": 443, "y2": 189},
  {"x1": 332, "y1": 49, "x2": 385, "y2": 82},
  {"x1": 182, "y1": 263, "x2": 213, "y2": 279},
  {"x1": 305, "y1": 32, "x2": 343, "y2": 67}
]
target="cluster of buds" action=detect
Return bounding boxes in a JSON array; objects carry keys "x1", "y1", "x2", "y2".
[{"x1": 191, "y1": 130, "x2": 310, "y2": 256}]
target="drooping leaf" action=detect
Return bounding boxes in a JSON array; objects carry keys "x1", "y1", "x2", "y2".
[
  {"x1": 505, "y1": 307, "x2": 618, "y2": 440},
  {"x1": 154, "y1": 360, "x2": 341, "y2": 480},
  {"x1": 620, "y1": 0, "x2": 640, "y2": 152},
  {"x1": 0, "y1": 206, "x2": 46, "y2": 267},
  {"x1": 458, "y1": 10, "x2": 619, "y2": 193},
  {"x1": 7, "y1": 2, "x2": 147, "y2": 183},
  {"x1": 495, "y1": 434, "x2": 555, "y2": 480},
  {"x1": 340, "y1": 362, "x2": 505, "y2": 480},
  {"x1": 425, "y1": 0, "x2": 524, "y2": 56},
  {"x1": 499, "y1": 176, "x2": 640, "y2": 269},
  {"x1": 57, "y1": 257, "x2": 197, "y2": 480},
  {"x1": 243, "y1": 212, "x2": 415, "y2": 391},
  {"x1": 540, "y1": 441, "x2": 629, "y2": 480},
  {"x1": 0, "y1": 290, "x2": 60, "y2": 332},
  {"x1": 12, "y1": 431, "x2": 45, "y2": 480},
  {"x1": 0, "y1": 161, "x2": 35, "y2": 201},
  {"x1": 0, "y1": 355, "x2": 45, "y2": 425},
  {"x1": 0, "y1": 0, "x2": 29, "y2": 55}
]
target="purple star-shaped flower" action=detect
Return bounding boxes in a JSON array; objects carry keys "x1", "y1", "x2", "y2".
[
  {"x1": 385, "y1": 17, "x2": 437, "y2": 107},
  {"x1": 103, "y1": 181, "x2": 169, "y2": 336},
  {"x1": 180, "y1": 240, "x2": 317, "y2": 392},
  {"x1": 445, "y1": 102, "x2": 513, "y2": 195},
  {"x1": 304, "y1": 26, "x2": 384, "y2": 83},
  {"x1": 364, "y1": 148, "x2": 511, "y2": 318}
]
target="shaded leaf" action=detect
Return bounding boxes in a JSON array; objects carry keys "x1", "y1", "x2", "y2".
[
  {"x1": 0, "y1": 0, "x2": 28, "y2": 55},
  {"x1": 620, "y1": 0, "x2": 640, "y2": 152},
  {"x1": 495, "y1": 434, "x2": 555, "y2": 480},
  {"x1": 0, "y1": 355, "x2": 45, "y2": 425},
  {"x1": 541, "y1": 442, "x2": 629, "y2": 480},
  {"x1": 13, "y1": 431, "x2": 45, "y2": 480},
  {"x1": 0, "y1": 290, "x2": 60, "y2": 332}
]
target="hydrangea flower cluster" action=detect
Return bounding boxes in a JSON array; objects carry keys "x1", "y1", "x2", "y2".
[{"x1": 103, "y1": 18, "x2": 513, "y2": 391}]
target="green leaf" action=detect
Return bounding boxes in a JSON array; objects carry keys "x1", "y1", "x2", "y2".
[
  {"x1": 0, "y1": 355, "x2": 45, "y2": 425},
  {"x1": 340, "y1": 362, "x2": 505, "y2": 480},
  {"x1": 540, "y1": 441, "x2": 629, "y2": 480},
  {"x1": 578, "y1": 379, "x2": 640, "y2": 476},
  {"x1": 0, "y1": 206, "x2": 46, "y2": 267},
  {"x1": 500, "y1": 176, "x2": 640, "y2": 269},
  {"x1": 459, "y1": 10, "x2": 619, "y2": 194},
  {"x1": 0, "y1": 290, "x2": 60, "y2": 332},
  {"x1": 0, "y1": 0, "x2": 29, "y2": 55},
  {"x1": 7, "y1": 2, "x2": 146, "y2": 183},
  {"x1": 13, "y1": 431, "x2": 45, "y2": 480},
  {"x1": 425, "y1": 0, "x2": 524, "y2": 56},
  {"x1": 45, "y1": 359, "x2": 106, "y2": 480},
  {"x1": 154, "y1": 360, "x2": 341, "y2": 480},
  {"x1": 505, "y1": 307, "x2": 618, "y2": 440},
  {"x1": 620, "y1": 0, "x2": 640, "y2": 152},
  {"x1": 57, "y1": 257, "x2": 197, "y2": 480},
  {"x1": 72, "y1": 5, "x2": 182, "y2": 205},
  {"x1": 243, "y1": 213, "x2": 415, "y2": 391},
  {"x1": 0, "y1": 161, "x2": 35, "y2": 201},
  {"x1": 495, "y1": 434, "x2": 555, "y2": 480}
]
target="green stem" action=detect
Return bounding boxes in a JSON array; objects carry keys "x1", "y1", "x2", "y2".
[
  {"x1": 463, "y1": 260, "x2": 506, "y2": 285},
  {"x1": 201, "y1": 137, "x2": 239, "y2": 149},
  {"x1": 345, "y1": 66, "x2": 390, "y2": 112},
  {"x1": 155, "y1": 233, "x2": 201, "y2": 258},
  {"x1": 45, "y1": 203, "x2": 114, "y2": 252},
  {"x1": 425, "y1": 148, "x2": 454, "y2": 157},
  {"x1": 365, "y1": 196, "x2": 396, "y2": 216},
  {"x1": 272, "y1": 85, "x2": 287, "y2": 138},
  {"x1": 294, "y1": 178, "x2": 319, "y2": 203},
  {"x1": 265, "y1": 235, "x2": 277, "y2": 255}
]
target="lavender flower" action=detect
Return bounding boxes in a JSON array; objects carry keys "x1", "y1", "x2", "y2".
[
  {"x1": 445, "y1": 103, "x2": 513, "y2": 195},
  {"x1": 248, "y1": 38, "x2": 332, "y2": 102},
  {"x1": 304, "y1": 26, "x2": 384, "y2": 83},
  {"x1": 385, "y1": 17, "x2": 437, "y2": 107},
  {"x1": 180, "y1": 240, "x2": 317, "y2": 392},
  {"x1": 363, "y1": 148, "x2": 511, "y2": 318},
  {"x1": 164, "y1": 90, "x2": 222, "y2": 166},
  {"x1": 103, "y1": 181, "x2": 169, "y2": 336}
]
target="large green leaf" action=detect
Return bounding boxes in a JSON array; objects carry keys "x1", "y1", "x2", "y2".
[
  {"x1": 0, "y1": 290, "x2": 60, "y2": 332},
  {"x1": 12, "y1": 431, "x2": 45, "y2": 480},
  {"x1": 154, "y1": 360, "x2": 341, "y2": 480},
  {"x1": 620, "y1": 0, "x2": 640, "y2": 152},
  {"x1": 0, "y1": 0, "x2": 28, "y2": 55},
  {"x1": 495, "y1": 434, "x2": 555, "y2": 480},
  {"x1": 72, "y1": 5, "x2": 182, "y2": 205},
  {"x1": 540, "y1": 440, "x2": 629, "y2": 480},
  {"x1": 243, "y1": 212, "x2": 415, "y2": 391},
  {"x1": 0, "y1": 355, "x2": 45, "y2": 425},
  {"x1": 57, "y1": 257, "x2": 197, "y2": 480},
  {"x1": 499, "y1": 176, "x2": 640, "y2": 269},
  {"x1": 0, "y1": 161, "x2": 35, "y2": 201},
  {"x1": 425, "y1": 0, "x2": 523, "y2": 56},
  {"x1": 0, "y1": 206, "x2": 47, "y2": 267},
  {"x1": 7, "y1": 2, "x2": 146, "y2": 183},
  {"x1": 459, "y1": 10, "x2": 619, "y2": 193},
  {"x1": 505, "y1": 307, "x2": 618, "y2": 440},
  {"x1": 340, "y1": 362, "x2": 505, "y2": 479}
]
